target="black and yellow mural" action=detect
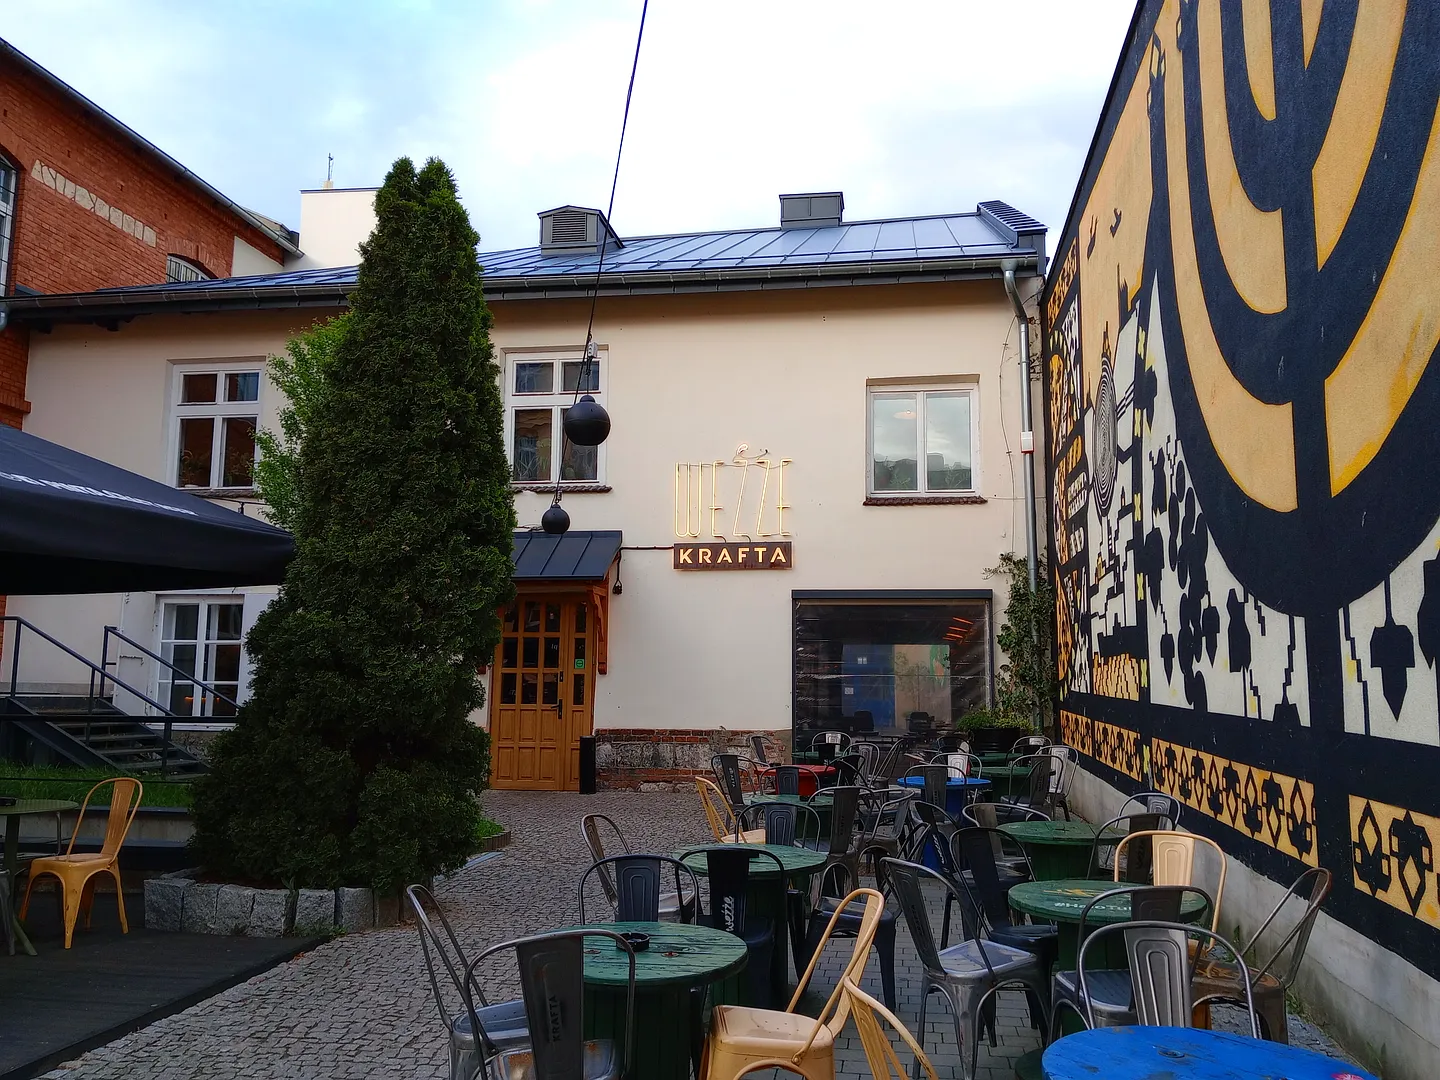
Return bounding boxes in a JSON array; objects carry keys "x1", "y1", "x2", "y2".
[{"x1": 1042, "y1": 0, "x2": 1440, "y2": 975}]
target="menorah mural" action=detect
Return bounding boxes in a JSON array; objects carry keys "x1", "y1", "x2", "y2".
[{"x1": 1043, "y1": 0, "x2": 1440, "y2": 980}]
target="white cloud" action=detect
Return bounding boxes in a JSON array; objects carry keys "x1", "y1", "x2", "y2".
[{"x1": 1, "y1": 0, "x2": 1135, "y2": 253}]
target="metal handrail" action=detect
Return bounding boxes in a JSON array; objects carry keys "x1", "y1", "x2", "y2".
[
  {"x1": 3, "y1": 615, "x2": 177, "y2": 776},
  {"x1": 100, "y1": 625, "x2": 239, "y2": 714}
]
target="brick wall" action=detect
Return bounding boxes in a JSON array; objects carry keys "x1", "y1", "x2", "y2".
[
  {"x1": 594, "y1": 728, "x2": 790, "y2": 789},
  {"x1": 0, "y1": 62, "x2": 285, "y2": 298},
  {"x1": 0, "y1": 324, "x2": 29, "y2": 427}
]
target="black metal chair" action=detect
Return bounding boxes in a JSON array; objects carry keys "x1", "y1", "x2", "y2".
[
  {"x1": 737, "y1": 799, "x2": 824, "y2": 849},
  {"x1": 829, "y1": 753, "x2": 867, "y2": 787},
  {"x1": 468, "y1": 928, "x2": 637, "y2": 1080},
  {"x1": 806, "y1": 784, "x2": 863, "y2": 881},
  {"x1": 577, "y1": 855, "x2": 702, "y2": 924},
  {"x1": 748, "y1": 734, "x2": 772, "y2": 764},
  {"x1": 1084, "y1": 808, "x2": 1177, "y2": 880},
  {"x1": 1001, "y1": 753, "x2": 1057, "y2": 816},
  {"x1": 406, "y1": 884, "x2": 531, "y2": 1080},
  {"x1": 1118, "y1": 790, "x2": 1183, "y2": 827},
  {"x1": 774, "y1": 764, "x2": 803, "y2": 796},
  {"x1": 903, "y1": 762, "x2": 953, "y2": 811},
  {"x1": 690, "y1": 844, "x2": 787, "y2": 1009},
  {"x1": 580, "y1": 813, "x2": 695, "y2": 922},
  {"x1": 1010, "y1": 734, "x2": 1050, "y2": 755},
  {"x1": 799, "y1": 857, "x2": 900, "y2": 1010},
  {"x1": 712, "y1": 753, "x2": 766, "y2": 815}
]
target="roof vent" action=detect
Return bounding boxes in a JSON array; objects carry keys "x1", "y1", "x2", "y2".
[
  {"x1": 779, "y1": 191, "x2": 844, "y2": 230},
  {"x1": 539, "y1": 205, "x2": 622, "y2": 254}
]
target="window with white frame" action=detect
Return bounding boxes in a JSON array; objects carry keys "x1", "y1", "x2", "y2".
[
  {"x1": 868, "y1": 384, "x2": 978, "y2": 496},
  {"x1": 157, "y1": 597, "x2": 244, "y2": 717},
  {"x1": 0, "y1": 154, "x2": 17, "y2": 295},
  {"x1": 505, "y1": 352, "x2": 604, "y2": 484},
  {"x1": 171, "y1": 365, "x2": 261, "y2": 489},
  {"x1": 166, "y1": 254, "x2": 212, "y2": 283}
]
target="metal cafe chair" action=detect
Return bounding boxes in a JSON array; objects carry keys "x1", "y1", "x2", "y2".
[
  {"x1": 577, "y1": 854, "x2": 703, "y2": 924},
  {"x1": 1001, "y1": 753, "x2": 1056, "y2": 817},
  {"x1": 689, "y1": 844, "x2": 788, "y2": 1009},
  {"x1": 1191, "y1": 866, "x2": 1333, "y2": 1042},
  {"x1": 580, "y1": 813, "x2": 695, "y2": 922},
  {"x1": 1060, "y1": 901, "x2": 1259, "y2": 1040},
  {"x1": 1113, "y1": 830, "x2": 1228, "y2": 931},
  {"x1": 1010, "y1": 734, "x2": 1050, "y2": 756},
  {"x1": 798, "y1": 858, "x2": 901, "y2": 1010},
  {"x1": 738, "y1": 800, "x2": 824, "y2": 850},
  {"x1": 1045, "y1": 744, "x2": 1081, "y2": 820},
  {"x1": 468, "y1": 928, "x2": 637, "y2": 1080},
  {"x1": 884, "y1": 857, "x2": 1050, "y2": 1080},
  {"x1": 749, "y1": 733, "x2": 774, "y2": 764},
  {"x1": 962, "y1": 801, "x2": 1048, "y2": 877},
  {"x1": 774, "y1": 764, "x2": 804, "y2": 796},
  {"x1": 0, "y1": 869, "x2": 14, "y2": 956},
  {"x1": 405, "y1": 884, "x2": 532, "y2": 1080},
  {"x1": 842, "y1": 974, "x2": 942, "y2": 1080},
  {"x1": 1047, "y1": 883, "x2": 1216, "y2": 1038},
  {"x1": 1118, "y1": 790, "x2": 1183, "y2": 828}
]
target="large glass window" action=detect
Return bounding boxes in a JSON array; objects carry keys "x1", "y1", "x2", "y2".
[
  {"x1": 171, "y1": 365, "x2": 260, "y2": 489},
  {"x1": 793, "y1": 597, "x2": 991, "y2": 740},
  {"x1": 506, "y1": 353, "x2": 603, "y2": 484},
  {"x1": 0, "y1": 155, "x2": 17, "y2": 295},
  {"x1": 869, "y1": 386, "x2": 976, "y2": 495},
  {"x1": 158, "y1": 598, "x2": 244, "y2": 717}
]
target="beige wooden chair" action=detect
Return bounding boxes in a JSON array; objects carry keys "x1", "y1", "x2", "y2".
[
  {"x1": 695, "y1": 776, "x2": 764, "y2": 843},
  {"x1": 700, "y1": 887, "x2": 884, "y2": 1080},
  {"x1": 842, "y1": 975, "x2": 940, "y2": 1080},
  {"x1": 21, "y1": 777, "x2": 142, "y2": 948},
  {"x1": 1114, "y1": 829, "x2": 1227, "y2": 931}
]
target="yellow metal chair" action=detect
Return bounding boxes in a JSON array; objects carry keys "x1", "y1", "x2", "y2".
[
  {"x1": 700, "y1": 887, "x2": 884, "y2": 1080},
  {"x1": 842, "y1": 975, "x2": 940, "y2": 1080},
  {"x1": 696, "y1": 776, "x2": 764, "y2": 844},
  {"x1": 1114, "y1": 829, "x2": 1227, "y2": 931},
  {"x1": 21, "y1": 777, "x2": 142, "y2": 948}
]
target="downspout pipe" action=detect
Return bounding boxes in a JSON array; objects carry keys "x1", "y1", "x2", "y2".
[{"x1": 1002, "y1": 267, "x2": 1040, "y2": 595}]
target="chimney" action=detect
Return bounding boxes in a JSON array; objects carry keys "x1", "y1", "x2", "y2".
[
  {"x1": 539, "y1": 206, "x2": 621, "y2": 254},
  {"x1": 294, "y1": 186, "x2": 378, "y2": 269},
  {"x1": 779, "y1": 191, "x2": 844, "y2": 229}
]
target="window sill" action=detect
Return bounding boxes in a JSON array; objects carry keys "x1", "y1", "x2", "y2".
[
  {"x1": 511, "y1": 483, "x2": 612, "y2": 494},
  {"x1": 864, "y1": 494, "x2": 987, "y2": 506},
  {"x1": 181, "y1": 487, "x2": 258, "y2": 500}
]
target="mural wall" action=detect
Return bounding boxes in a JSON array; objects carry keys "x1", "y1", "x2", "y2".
[{"x1": 1042, "y1": 0, "x2": 1440, "y2": 972}]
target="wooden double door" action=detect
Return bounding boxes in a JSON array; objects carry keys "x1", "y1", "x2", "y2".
[{"x1": 489, "y1": 593, "x2": 596, "y2": 790}]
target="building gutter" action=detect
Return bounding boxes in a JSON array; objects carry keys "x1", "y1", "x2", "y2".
[
  {"x1": 2, "y1": 252, "x2": 1042, "y2": 326},
  {"x1": 1003, "y1": 266, "x2": 1040, "y2": 597},
  {"x1": 0, "y1": 38, "x2": 302, "y2": 259}
]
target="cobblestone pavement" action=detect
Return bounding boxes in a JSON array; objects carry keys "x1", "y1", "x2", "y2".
[{"x1": 41, "y1": 790, "x2": 1350, "y2": 1079}]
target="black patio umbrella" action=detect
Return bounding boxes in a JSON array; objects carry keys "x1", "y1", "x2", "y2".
[{"x1": 0, "y1": 423, "x2": 295, "y2": 595}]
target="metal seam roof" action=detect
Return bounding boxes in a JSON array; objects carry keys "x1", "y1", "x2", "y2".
[
  {"x1": 1, "y1": 203, "x2": 1044, "y2": 322},
  {"x1": 511, "y1": 530, "x2": 622, "y2": 580}
]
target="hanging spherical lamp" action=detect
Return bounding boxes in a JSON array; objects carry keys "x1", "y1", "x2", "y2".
[
  {"x1": 564, "y1": 394, "x2": 611, "y2": 447},
  {"x1": 541, "y1": 502, "x2": 571, "y2": 535}
]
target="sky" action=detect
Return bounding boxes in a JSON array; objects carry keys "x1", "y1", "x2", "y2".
[{"x1": 2, "y1": 0, "x2": 1137, "y2": 256}]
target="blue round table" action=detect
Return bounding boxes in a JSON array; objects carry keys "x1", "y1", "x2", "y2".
[
  {"x1": 1042, "y1": 1026, "x2": 1378, "y2": 1080},
  {"x1": 896, "y1": 774, "x2": 990, "y2": 869}
]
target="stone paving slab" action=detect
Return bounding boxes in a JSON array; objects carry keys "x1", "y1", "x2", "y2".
[{"x1": 35, "y1": 790, "x2": 1350, "y2": 1079}]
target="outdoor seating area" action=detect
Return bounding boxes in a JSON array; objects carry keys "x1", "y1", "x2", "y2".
[{"x1": 400, "y1": 740, "x2": 1372, "y2": 1080}]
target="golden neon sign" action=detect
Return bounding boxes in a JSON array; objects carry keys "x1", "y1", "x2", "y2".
[{"x1": 673, "y1": 444, "x2": 792, "y2": 540}]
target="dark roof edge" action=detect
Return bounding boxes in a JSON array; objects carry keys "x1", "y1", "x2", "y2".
[
  {"x1": 2, "y1": 252, "x2": 1044, "y2": 325},
  {"x1": 0, "y1": 37, "x2": 302, "y2": 258}
]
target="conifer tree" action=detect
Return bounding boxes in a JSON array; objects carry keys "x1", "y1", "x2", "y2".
[{"x1": 192, "y1": 157, "x2": 515, "y2": 890}]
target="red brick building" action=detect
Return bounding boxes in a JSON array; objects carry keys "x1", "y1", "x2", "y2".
[{"x1": 0, "y1": 36, "x2": 300, "y2": 429}]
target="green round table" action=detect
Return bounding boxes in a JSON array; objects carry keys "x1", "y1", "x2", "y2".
[
  {"x1": 998, "y1": 820, "x2": 1123, "y2": 880},
  {"x1": 555, "y1": 921, "x2": 748, "y2": 1080},
  {"x1": 678, "y1": 843, "x2": 828, "y2": 1001},
  {"x1": 0, "y1": 798, "x2": 77, "y2": 955},
  {"x1": 1007, "y1": 877, "x2": 1210, "y2": 968},
  {"x1": 979, "y1": 762, "x2": 1032, "y2": 799}
]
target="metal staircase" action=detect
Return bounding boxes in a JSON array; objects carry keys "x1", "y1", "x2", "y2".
[{"x1": 2, "y1": 618, "x2": 212, "y2": 779}]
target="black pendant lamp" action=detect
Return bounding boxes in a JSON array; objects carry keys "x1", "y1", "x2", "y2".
[
  {"x1": 541, "y1": 502, "x2": 571, "y2": 535},
  {"x1": 563, "y1": 394, "x2": 610, "y2": 447}
]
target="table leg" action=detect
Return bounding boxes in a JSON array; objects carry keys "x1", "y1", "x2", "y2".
[
  {"x1": 585, "y1": 984, "x2": 705, "y2": 1080},
  {"x1": 5, "y1": 817, "x2": 36, "y2": 956}
]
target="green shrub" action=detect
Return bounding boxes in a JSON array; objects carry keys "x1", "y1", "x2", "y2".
[{"x1": 191, "y1": 157, "x2": 515, "y2": 891}]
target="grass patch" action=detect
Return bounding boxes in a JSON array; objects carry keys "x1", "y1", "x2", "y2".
[
  {"x1": 0, "y1": 760, "x2": 195, "y2": 808},
  {"x1": 476, "y1": 814, "x2": 504, "y2": 840}
]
